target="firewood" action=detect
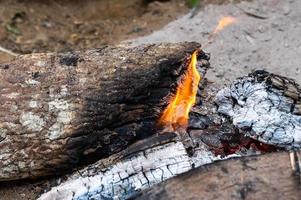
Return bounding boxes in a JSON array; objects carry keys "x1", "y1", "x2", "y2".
[
  {"x1": 0, "y1": 42, "x2": 210, "y2": 181},
  {"x1": 37, "y1": 132, "x2": 231, "y2": 200},
  {"x1": 2, "y1": 43, "x2": 301, "y2": 200},
  {"x1": 134, "y1": 150, "x2": 301, "y2": 200},
  {"x1": 37, "y1": 70, "x2": 301, "y2": 200},
  {"x1": 37, "y1": 81, "x2": 275, "y2": 200}
]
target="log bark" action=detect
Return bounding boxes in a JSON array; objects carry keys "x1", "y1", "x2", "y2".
[
  {"x1": 0, "y1": 42, "x2": 210, "y2": 181},
  {"x1": 134, "y1": 151, "x2": 301, "y2": 200}
]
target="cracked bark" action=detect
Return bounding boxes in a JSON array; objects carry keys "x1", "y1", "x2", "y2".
[
  {"x1": 38, "y1": 133, "x2": 217, "y2": 200},
  {"x1": 134, "y1": 150, "x2": 301, "y2": 200},
  {"x1": 0, "y1": 42, "x2": 210, "y2": 181}
]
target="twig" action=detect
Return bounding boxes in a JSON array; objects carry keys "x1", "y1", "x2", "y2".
[
  {"x1": 0, "y1": 46, "x2": 19, "y2": 57},
  {"x1": 235, "y1": 5, "x2": 268, "y2": 19}
]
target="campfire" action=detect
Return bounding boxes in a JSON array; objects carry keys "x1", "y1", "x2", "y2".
[
  {"x1": 1, "y1": 0, "x2": 301, "y2": 199},
  {"x1": 36, "y1": 46, "x2": 287, "y2": 200},
  {"x1": 0, "y1": 15, "x2": 299, "y2": 200}
]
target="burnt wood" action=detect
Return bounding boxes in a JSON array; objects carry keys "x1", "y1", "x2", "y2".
[
  {"x1": 0, "y1": 42, "x2": 210, "y2": 181},
  {"x1": 134, "y1": 150, "x2": 301, "y2": 200},
  {"x1": 37, "y1": 82, "x2": 272, "y2": 200},
  {"x1": 3, "y1": 70, "x2": 300, "y2": 200}
]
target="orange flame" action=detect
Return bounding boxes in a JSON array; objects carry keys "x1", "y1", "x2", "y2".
[
  {"x1": 159, "y1": 51, "x2": 201, "y2": 130},
  {"x1": 213, "y1": 16, "x2": 237, "y2": 35}
]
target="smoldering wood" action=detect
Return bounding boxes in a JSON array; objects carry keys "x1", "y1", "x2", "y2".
[
  {"x1": 35, "y1": 83, "x2": 221, "y2": 200},
  {"x1": 37, "y1": 133, "x2": 224, "y2": 200},
  {"x1": 37, "y1": 81, "x2": 274, "y2": 200},
  {"x1": 35, "y1": 130, "x2": 292, "y2": 200},
  {"x1": 215, "y1": 70, "x2": 301, "y2": 149},
  {"x1": 37, "y1": 133, "x2": 193, "y2": 200},
  {"x1": 2, "y1": 45, "x2": 301, "y2": 200},
  {"x1": 0, "y1": 42, "x2": 211, "y2": 181},
  {"x1": 37, "y1": 71, "x2": 301, "y2": 200},
  {"x1": 134, "y1": 150, "x2": 301, "y2": 200},
  {"x1": 130, "y1": 71, "x2": 301, "y2": 200}
]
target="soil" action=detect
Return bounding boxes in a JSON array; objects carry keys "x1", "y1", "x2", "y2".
[
  {"x1": 0, "y1": 0, "x2": 189, "y2": 63},
  {"x1": 0, "y1": 1, "x2": 236, "y2": 200},
  {"x1": 0, "y1": 0, "x2": 244, "y2": 63}
]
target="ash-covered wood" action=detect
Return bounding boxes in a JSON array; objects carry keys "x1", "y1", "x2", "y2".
[
  {"x1": 38, "y1": 133, "x2": 189, "y2": 200},
  {"x1": 0, "y1": 42, "x2": 211, "y2": 181},
  {"x1": 3, "y1": 47, "x2": 301, "y2": 200},
  {"x1": 134, "y1": 150, "x2": 301, "y2": 200},
  {"x1": 37, "y1": 132, "x2": 221, "y2": 200},
  {"x1": 215, "y1": 70, "x2": 301, "y2": 149},
  {"x1": 37, "y1": 72, "x2": 293, "y2": 200},
  {"x1": 37, "y1": 81, "x2": 271, "y2": 200},
  {"x1": 36, "y1": 83, "x2": 217, "y2": 200}
]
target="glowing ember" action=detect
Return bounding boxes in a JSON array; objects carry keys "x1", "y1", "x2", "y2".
[
  {"x1": 213, "y1": 16, "x2": 237, "y2": 35},
  {"x1": 159, "y1": 51, "x2": 201, "y2": 130}
]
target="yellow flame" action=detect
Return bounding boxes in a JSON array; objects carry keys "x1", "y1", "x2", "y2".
[
  {"x1": 159, "y1": 51, "x2": 201, "y2": 130},
  {"x1": 213, "y1": 16, "x2": 237, "y2": 35}
]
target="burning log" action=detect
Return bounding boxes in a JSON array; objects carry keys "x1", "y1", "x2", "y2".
[
  {"x1": 37, "y1": 81, "x2": 279, "y2": 200},
  {"x1": 2, "y1": 40, "x2": 301, "y2": 200},
  {"x1": 37, "y1": 70, "x2": 301, "y2": 200},
  {"x1": 0, "y1": 42, "x2": 210, "y2": 181}
]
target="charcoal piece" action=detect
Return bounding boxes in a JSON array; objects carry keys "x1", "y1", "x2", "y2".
[{"x1": 188, "y1": 112, "x2": 212, "y2": 129}]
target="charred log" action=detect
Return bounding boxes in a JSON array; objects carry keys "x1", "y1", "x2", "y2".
[
  {"x1": 134, "y1": 150, "x2": 301, "y2": 200},
  {"x1": 37, "y1": 81, "x2": 277, "y2": 200},
  {"x1": 37, "y1": 70, "x2": 301, "y2": 200},
  {"x1": 2, "y1": 49, "x2": 301, "y2": 200},
  {"x1": 37, "y1": 132, "x2": 223, "y2": 200},
  {"x1": 0, "y1": 42, "x2": 210, "y2": 181}
]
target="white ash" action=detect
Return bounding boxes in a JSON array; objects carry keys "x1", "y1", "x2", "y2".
[
  {"x1": 38, "y1": 140, "x2": 238, "y2": 200},
  {"x1": 215, "y1": 72, "x2": 301, "y2": 149},
  {"x1": 38, "y1": 142, "x2": 192, "y2": 200}
]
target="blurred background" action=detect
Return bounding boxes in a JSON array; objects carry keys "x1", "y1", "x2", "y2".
[{"x1": 0, "y1": 0, "x2": 232, "y2": 62}]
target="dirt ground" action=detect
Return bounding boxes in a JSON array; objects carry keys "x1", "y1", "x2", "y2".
[
  {"x1": 0, "y1": 1, "x2": 237, "y2": 200},
  {"x1": 0, "y1": 0, "x2": 189, "y2": 62},
  {"x1": 129, "y1": 0, "x2": 301, "y2": 86},
  {"x1": 0, "y1": 0, "x2": 242, "y2": 62}
]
